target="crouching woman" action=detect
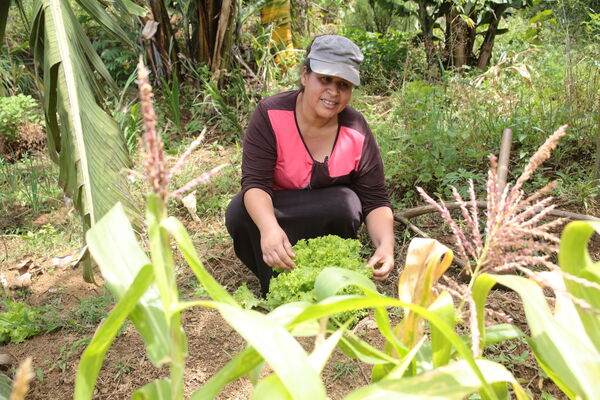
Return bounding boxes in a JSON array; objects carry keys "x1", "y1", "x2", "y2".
[{"x1": 226, "y1": 35, "x2": 395, "y2": 295}]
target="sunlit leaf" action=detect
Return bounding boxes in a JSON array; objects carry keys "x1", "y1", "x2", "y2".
[
  {"x1": 491, "y1": 274, "x2": 600, "y2": 399},
  {"x1": 75, "y1": 264, "x2": 154, "y2": 400},
  {"x1": 395, "y1": 238, "x2": 453, "y2": 347},
  {"x1": 86, "y1": 203, "x2": 170, "y2": 365},
  {"x1": 132, "y1": 379, "x2": 172, "y2": 400},
  {"x1": 205, "y1": 302, "x2": 327, "y2": 399},
  {"x1": 344, "y1": 359, "x2": 527, "y2": 400},
  {"x1": 558, "y1": 220, "x2": 600, "y2": 348}
]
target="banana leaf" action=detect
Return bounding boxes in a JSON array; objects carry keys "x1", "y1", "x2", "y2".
[{"x1": 30, "y1": 0, "x2": 137, "y2": 281}]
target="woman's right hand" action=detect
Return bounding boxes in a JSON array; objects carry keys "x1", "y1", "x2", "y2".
[{"x1": 260, "y1": 226, "x2": 296, "y2": 270}]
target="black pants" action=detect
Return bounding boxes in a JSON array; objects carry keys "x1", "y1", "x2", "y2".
[{"x1": 225, "y1": 186, "x2": 363, "y2": 295}]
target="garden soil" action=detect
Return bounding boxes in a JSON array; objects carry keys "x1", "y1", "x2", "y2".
[{"x1": 1, "y1": 205, "x2": 586, "y2": 399}]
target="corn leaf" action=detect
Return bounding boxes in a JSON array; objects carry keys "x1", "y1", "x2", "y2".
[
  {"x1": 30, "y1": 0, "x2": 137, "y2": 281},
  {"x1": 344, "y1": 359, "x2": 527, "y2": 400},
  {"x1": 396, "y1": 238, "x2": 453, "y2": 347},
  {"x1": 252, "y1": 375, "x2": 294, "y2": 400},
  {"x1": 86, "y1": 202, "x2": 171, "y2": 365},
  {"x1": 482, "y1": 324, "x2": 522, "y2": 346},
  {"x1": 162, "y1": 216, "x2": 237, "y2": 306},
  {"x1": 472, "y1": 273, "x2": 497, "y2": 351},
  {"x1": 132, "y1": 379, "x2": 172, "y2": 400},
  {"x1": 339, "y1": 333, "x2": 399, "y2": 365},
  {"x1": 558, "y1": 220, "x2": 600, "y2": 348},
  {"x1": 292, "y1": 295, "x2": 497, "y2": 399},
  {"x1": 428, "y1": 291, "x2": 455, "y2": 368},
  {"x1": 74, "y1": 264, "x2": 154, "y2": 400},
  {"x1": 253, "y1": 326, "x2": 345, "y2": 399},
  {"x1": 205, "y1": 302, "x2": 327, "y2": 400},
  {"x1": 191, "y1": 348, "x2": 263, "y2": 400},
  {"x1": 491, "y1": 273, "x2": 600, "y2": 399},
  {"x1": 0, "y1": 373, "x2": 11, "y2": 400}
]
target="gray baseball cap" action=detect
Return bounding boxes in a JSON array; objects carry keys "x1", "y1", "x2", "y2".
[{"x1": 306, "y1": 35, "x2": 364, "y2": 87}]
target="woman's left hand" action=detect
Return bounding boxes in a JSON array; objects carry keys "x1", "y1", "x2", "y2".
[{"x1": 366, "y1": 244, "x2": 394, "y2": 281}]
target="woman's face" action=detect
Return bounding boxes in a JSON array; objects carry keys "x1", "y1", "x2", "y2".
[{"x1": 300, "y1": 67, "x2": 353, "y2": 121}]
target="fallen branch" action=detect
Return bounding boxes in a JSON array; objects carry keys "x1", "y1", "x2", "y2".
[{"x1": 395, "y1": 202, "x2": 599, "y2": 221}]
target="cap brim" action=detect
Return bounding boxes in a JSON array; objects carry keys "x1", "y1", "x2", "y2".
[{"x1": 309, "y1": 59, "x2": 360, "y2": 87}]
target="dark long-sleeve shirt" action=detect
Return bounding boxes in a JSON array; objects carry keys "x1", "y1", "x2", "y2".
[{"x1": 241, "y1": 90, "x2": 392, "y2": 216}]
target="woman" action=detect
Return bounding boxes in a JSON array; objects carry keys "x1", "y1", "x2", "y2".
[{"x1": 226, "y1": 35, "x2": 395, "y2": 295}]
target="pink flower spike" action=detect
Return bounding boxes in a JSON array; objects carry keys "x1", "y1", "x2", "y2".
[
  {"x1": 168, "y1": 128, "x2": 207, "y2": 179},
  {"x1": 169, "y1": 164, "x2": 228, "y2": 201}
]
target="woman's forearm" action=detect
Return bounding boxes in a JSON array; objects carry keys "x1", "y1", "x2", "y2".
[
  {"x1": 243, "y1": 188, "x2": 279, "y2": 233},
  {"x1": 365, "y1": 206, "x2": 395, "y2": 249}
]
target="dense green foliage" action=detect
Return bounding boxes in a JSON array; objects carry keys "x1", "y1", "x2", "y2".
[
  {"x1": 0, "y1": 300, "x2": 42, "y2": 344},
  {"x1": 266, "y1": 235, "x2": 372, "y2": 324},
  {"x1": 0, "y1": 94, "x2": 40, "y2": 142}
]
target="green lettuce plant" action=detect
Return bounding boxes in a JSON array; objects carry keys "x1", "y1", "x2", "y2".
[
  {"x1": 0, "y1": 301, "x2": 43, "y2": 344},
  {"x1": 267, "y1": 235, "x2": 372, "y2": 324}
]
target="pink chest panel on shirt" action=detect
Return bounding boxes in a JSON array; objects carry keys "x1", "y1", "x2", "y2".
[{"x1": 267, "y1": 109, "x2": 365, "y2": 190}]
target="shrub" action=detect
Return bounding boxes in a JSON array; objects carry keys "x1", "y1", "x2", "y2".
[
  {"x1": 0, "y1": 301, "x2": 43, "y2": 344},
  {"x1": 0, "y1": 94, "x2": 40, "y2": 143}
]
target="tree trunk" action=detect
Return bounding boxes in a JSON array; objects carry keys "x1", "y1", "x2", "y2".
[
  {"x1": 417, "y1": 1, "x2": 438, "y2": 74},
  {"x1": 147, "y1": 0, "x2": 180, "y2": 79},
  {"x1": 290, "y1": 0, "x2": 309, "y2": 40},
  {"x1": 476, "y1": 4, "x2": 508, "y2": 69},
  {"x1": 193, "y1": 0, "x2": 236, "y2": 76},
  {"x1": 445, "y1": 7, "x2": 477, "y2": 69}
]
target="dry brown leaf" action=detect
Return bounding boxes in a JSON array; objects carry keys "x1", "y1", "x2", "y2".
[
  {"x1": 10, "y1": 260, "x2": 33, "y2": 274},
  {"x1": 51, "y1": 254, "x2": 74, "y2": 269},
  {"x1": 10, "y1": 273, "x2": 31, "y2": 289},
  {"x1": 182, "y1": 191, "x2": 200, "y2": 222},
  {"x1": 0, "y1": 353, "x2": 16, "y2": 368}
]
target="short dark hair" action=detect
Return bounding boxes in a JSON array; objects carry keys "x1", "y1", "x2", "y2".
[{"x1": 298, "y1": 36, "x2": 322, "y2": 90}]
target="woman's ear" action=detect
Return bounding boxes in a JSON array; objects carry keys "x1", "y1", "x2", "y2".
[{"x1": 300, "y1": 65, "x2": 308, "y2": 87}]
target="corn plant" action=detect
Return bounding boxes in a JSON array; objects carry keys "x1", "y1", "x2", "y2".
[{"x1": 475, "y1": 220, "x2": 600, "y2": 399}]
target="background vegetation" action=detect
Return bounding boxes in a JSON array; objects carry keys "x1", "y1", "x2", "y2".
[{"x1": 0, "y1": 0, "x2": 599, "y2": 398}]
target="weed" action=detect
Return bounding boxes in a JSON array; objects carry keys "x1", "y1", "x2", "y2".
[
  {"x1": 68, "y1": 291, "x2": 114, "y2": 332},
  {"x1": 112, "y1": 359, "x2": 133, "y2": 379},
  {"x1": 49, "y1": 337, "x2": 92, "y2": 373},
  {"x1": 330, "y1": 361, "x2": 358, "y2": 382}
]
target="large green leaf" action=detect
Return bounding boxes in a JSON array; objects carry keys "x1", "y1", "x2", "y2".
[
  {"x1": 75, "y1": 264, "x2": 154, "y2": 400},
  {"x1": 75, "y1": 0, "x2": 136, "y2": 49},
  {"x1": 30, "y1": 0, "x2": 136, "y2": 281},
  {"x1": 86, "y1": 203, "x2": 171, "y2": 365},
  {"x1": 252, "y1": 327, "x2": 346, "y2": 399},
  {"x1": 491, "y1": 274, "x2": 600, "y2": 399},
  {"x1": 428, "y1": 291, "x2": 455, "y2": 368},
  {"x1": 344, "y1": 359, "x2": 527, "y2": 400},
  {"x1": 558, "y1": 220, "x2": 600, "y2": 348}
]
